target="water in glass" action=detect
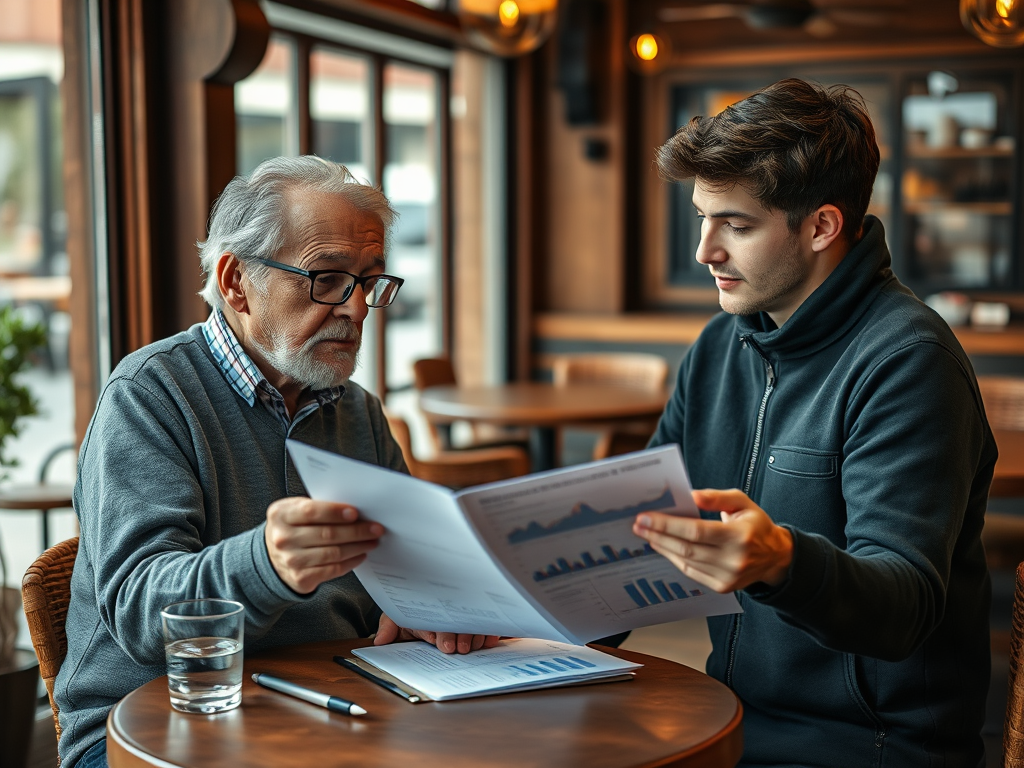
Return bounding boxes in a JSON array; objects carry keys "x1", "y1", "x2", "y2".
[{"x1": 165, "y1": 636, "x2": 243, "y2": 713}]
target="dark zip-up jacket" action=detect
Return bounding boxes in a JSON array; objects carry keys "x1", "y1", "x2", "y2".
[{"x1": 650, "y1": 217, "x2": 994, "y2": 767}]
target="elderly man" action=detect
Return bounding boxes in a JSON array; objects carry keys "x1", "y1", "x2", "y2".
[
  {"x1": 633, "y1": 80, "x2": 994, "y2": 766},
  {"x1": 56, "y1": 156, "x2": 494, "y2": 768}
]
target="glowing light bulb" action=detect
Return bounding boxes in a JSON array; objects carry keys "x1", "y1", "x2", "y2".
[
  {"x1": 628, "y1": 32, "x2": 670, "y2": 74},
  {"x1": 636, "y1": 33, "x2": 658, "y2": 61},
  {"x1": 498, "y1": 0, "x2": 520, "y2": 27},
  {"x1": 961, "y1": 0, "x2": 1024, "y2": 47},
  {"x1": 456, "y1": 0, "x2": 558, "y2": 56}
]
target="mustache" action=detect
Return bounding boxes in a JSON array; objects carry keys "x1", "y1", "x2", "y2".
[{"x1": 305, "y1": 320, "x2": 361, "y2": 346}]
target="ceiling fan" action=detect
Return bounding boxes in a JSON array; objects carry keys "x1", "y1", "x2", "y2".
[{"x1": 657, "y1": 0, "x2": 907, "y2": 38}]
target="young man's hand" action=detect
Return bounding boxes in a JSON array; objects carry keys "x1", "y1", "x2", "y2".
[
  {"x1": 374, "y1": 614, "x2": 502, "y2": 654},
  {"x1": 265, "y1": 499, "x2": 383, "y2": 594},
  {"x1": 632, "y1": 488, "x2": 793, "y2": 593}
]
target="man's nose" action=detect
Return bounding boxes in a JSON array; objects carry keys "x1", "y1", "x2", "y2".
[
  {"x1": 333, "y1": 285, "x2": 370, "y2": 322},
  {"x1": 695, "y1": 228, "x2": 725, "y2": 265}
]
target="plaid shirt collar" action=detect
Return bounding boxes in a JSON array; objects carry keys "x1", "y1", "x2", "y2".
[{"x1": 202, "y1": 309, "x2": 344, "y2": 424}]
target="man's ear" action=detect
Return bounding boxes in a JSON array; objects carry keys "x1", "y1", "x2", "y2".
[
  {"x1": 216, "y1": 253, "x2": 249, "y2": 314},
  {"x1": 809, "y1": 205, "x2": 844, "y2": 254}
]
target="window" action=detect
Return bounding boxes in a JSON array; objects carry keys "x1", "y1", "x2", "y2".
[{"x1": 235, "y1": 7, "x2": 451, "y2": 398}]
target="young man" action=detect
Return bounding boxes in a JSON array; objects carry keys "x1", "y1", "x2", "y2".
[
  {"x1": 633, "y1": 79, "x2": 995, "y2": 766},
  {"x1": 57, "y1": 157, "x2": 496, "y2": 768}
]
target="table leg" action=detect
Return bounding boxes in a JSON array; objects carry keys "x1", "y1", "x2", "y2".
[
  {"x1": 41, "y1": 509, "x2": 50, "y2": 552},
  {"x1": 530, "y1": 427, "x2": 557, "y2": 472}
]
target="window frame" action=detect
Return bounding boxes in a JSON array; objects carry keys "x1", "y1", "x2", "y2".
[{"x1": 249, "y1": 19, "x2": 454, "y2": 398}]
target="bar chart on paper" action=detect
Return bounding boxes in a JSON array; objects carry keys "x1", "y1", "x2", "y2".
[
  {"x1": 623, "y1": 578, "x2": 704, "y2": 609},
  {"x1": 533, "y1": 542, "x2": 658, "y2": 581},
  {"x1": 507, "y1": 655, "x2": 598, "y2": 677},
  {"x1": 454, "y1": 447, "x2": 742, "y2": 638}
]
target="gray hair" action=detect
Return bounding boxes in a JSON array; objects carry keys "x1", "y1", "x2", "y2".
[{"x1": 197, "y1": 156, "x2": 397, "y2": 308}]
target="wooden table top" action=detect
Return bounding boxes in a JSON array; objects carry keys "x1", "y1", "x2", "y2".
[
  {"x1": 0, "y1": 275, "x2": 72, "y2": 312},
  {"x1": 0, "y1": 483, "x2": 74, "y2": 510},
  {"x1": 107, "y1": 639, "x2": 742, "y2": 768},
  {"x1": 418, "y1": 383, "x2": 668, "y2": 427}
]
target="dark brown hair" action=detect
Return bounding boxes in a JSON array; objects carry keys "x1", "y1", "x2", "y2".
[{"x1": 656, "y1": 78, "x2": 880, "y2": 243}]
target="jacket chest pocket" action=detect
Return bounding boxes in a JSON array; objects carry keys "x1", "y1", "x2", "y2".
[
  {"x1": 765, "y1": 446, "x2": 838, "y2": 479},
  {"x1": 760, "y1": 446, "x2": 845, "y2": 540}
]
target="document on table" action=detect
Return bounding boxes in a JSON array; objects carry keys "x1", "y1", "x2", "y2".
[
  {"x1": 288, "y1": 441, "x2": 741, "y2": 645},
  {"x1": 350, "y1": 638, "x2": 641, "y2": 701}
]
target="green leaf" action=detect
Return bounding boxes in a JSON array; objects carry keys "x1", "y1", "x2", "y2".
[{"x1": 0, "y1": 306, "x2": 47, "y2": 481}]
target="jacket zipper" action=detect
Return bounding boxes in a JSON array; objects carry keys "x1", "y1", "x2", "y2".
[{"x1": 725, "y1": 337, "x2": 775, "y2": 688}]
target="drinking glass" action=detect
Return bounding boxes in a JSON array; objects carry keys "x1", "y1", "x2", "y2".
[{"x1": 160, "y1": 598, "x2": 245, "y2": 714}]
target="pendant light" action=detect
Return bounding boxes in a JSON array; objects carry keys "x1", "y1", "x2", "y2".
[
  {"x1": 455, "y1": 0, "x2": 559, "y2": 56},
  {"x1": 960, "y1": 0, "x2": 1024, "y2": 47}
]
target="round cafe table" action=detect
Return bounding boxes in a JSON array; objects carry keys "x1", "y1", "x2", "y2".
[
  {"x1": 106, "y1": 638, "x2": 742, "y2": 768},
  {"x1": 419, "y1": 382, "x2": 669, "y2": 471}
]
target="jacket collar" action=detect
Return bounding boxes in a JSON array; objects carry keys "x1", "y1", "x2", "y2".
[{"x1": 736, "y1": 216, "x2": 898, "y2": 358}]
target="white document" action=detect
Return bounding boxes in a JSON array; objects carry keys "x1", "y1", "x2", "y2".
[
  {"x1": 351, "y1": 638, "x2": 641, "y2": 701},
  {"x1": 288, "y1": 441, "x2": 741, "y2": 645}
]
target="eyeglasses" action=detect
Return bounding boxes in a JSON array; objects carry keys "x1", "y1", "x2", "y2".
[{"x1": 252, "y1": 258, "x2": 404, "y2": 308}]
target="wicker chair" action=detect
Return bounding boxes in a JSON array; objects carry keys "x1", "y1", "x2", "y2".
[
  {"x1": 412, "y1": 357, "x2": 529, "y2": 453},
  {"x1": 22, "y1": 536, "x2": 79, "y2": 757},
  {"x1": 1005, "y1": 560, "x2": 1024, "y2": 764},
  {"x1": 385, "y1": 412, "x2": 530, "y2": 490},
  {"x1": 551, "y1": 353, "x2": 669, "y2": 461}
]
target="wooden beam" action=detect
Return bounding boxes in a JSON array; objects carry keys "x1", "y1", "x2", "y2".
[
  {"x1": 61, "y1": 0, "x2": 99, "y2": 442},
  {"x1": 669, "y1": 37, "x2": 994, "y2": 70}
]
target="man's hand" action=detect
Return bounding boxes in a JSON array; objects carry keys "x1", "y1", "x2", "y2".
[
  {"x1": 265, "y1": 498, "x2": 384, "y2": 594},
  {"x1": 374, "y1": 614, "x2": 502, "y2": 654},
  {"x1": 632, "y1": 488, "x2": 793, "y2": 593}
]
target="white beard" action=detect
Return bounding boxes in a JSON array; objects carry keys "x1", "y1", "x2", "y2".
[{"x1": 250, "y1": 320, "x2": 361, "y2": 391}]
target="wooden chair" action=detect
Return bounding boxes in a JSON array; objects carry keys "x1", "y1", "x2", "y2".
[
  {"x1": 385, "y1": 412, "x2": 530, "y2": 490},
  {"x1": 978, "y1": 378, "x2": 1024, "y2": 569},
  {"x1": 551, "y1": 353, "x2": 669, "y2": 460},
  {"x1": 412, "y1": 357, "x2": 529, "y2": 453},
  {"x1": 979, "y1": 377, "x2": 1024, "y2": 433},
  {"x1": 22, "y1": 536, "x2": 79, "y2": 758}
]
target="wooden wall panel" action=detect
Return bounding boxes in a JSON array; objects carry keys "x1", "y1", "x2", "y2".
[
  {"x1": 451, "y1": 50, "x2": 487, "y2": 387},
  {"x1": 542, "y1": 0, "x2": 627, "y2": 314}
]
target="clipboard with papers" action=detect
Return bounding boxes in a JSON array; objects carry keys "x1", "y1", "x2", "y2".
[{"x1": 336, "y1": 638, "x2": 641, "y2": 702}]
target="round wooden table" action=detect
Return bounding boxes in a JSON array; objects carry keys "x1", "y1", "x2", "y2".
[
  {"x1": 107, "y1": 639, "x2": 742, "y2": 768},
  {"x1": 419, "y1": 383, "x2": 669, "y2": 470},
  {"x1": 0, "y1": 482, "x2": 73, "y2": 552}
]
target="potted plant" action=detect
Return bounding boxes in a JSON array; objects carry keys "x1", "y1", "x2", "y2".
[{"x1": 0, "y1": 305, "x2": 46, "y2": 663}]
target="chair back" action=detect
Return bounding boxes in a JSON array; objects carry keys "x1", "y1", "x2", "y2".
[
  {"x1": 978, "y1": 376, "x2": 1024, "y2": 432},
  {"x1": 412, "y1": 358, "x2": 458, "y2": 390},
  {"x1": 384, "y1": 411, "x2": 529, "y2": 489},
  {"x1": 552, "y1": 353, "x2": 669, "y2": 393},
  {"x1": 1006, "y1": 560, "x2": 1024, "y2": 763},
  {"x1": 22, "y1": 536, "x2": 79, "y2": 750},
  {"x1": 384, "y1": 410, "x2": 420, "y2": 475}
]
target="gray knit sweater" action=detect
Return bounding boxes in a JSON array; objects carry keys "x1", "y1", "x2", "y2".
[{"x1": 54, "y1": 324, "x2": 406, "y2": 767}]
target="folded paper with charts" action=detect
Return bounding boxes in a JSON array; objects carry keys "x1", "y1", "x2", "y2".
[
  {"x1": 288, "y1": 441, "x2": 741, "y2": 645},
  {"x1": 349, "y1": 638, "x2": 641, "y2": 701}
]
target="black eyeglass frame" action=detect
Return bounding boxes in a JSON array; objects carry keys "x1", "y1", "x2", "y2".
[{"x1": 251, "y1": 257, "x2": 404, "y2": 308}]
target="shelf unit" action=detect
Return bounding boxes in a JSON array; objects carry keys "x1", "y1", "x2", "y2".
[{"x1": 655, "y1": 59, "x2": 1024, "y2": 306}]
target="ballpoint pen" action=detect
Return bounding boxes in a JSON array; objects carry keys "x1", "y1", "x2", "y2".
[
  {"x1": 251, "y1": 672, "x2": 367, "y2": 716},
  {"x1": 333, "y1": 656, "x2": 423, "y2": 703}
]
